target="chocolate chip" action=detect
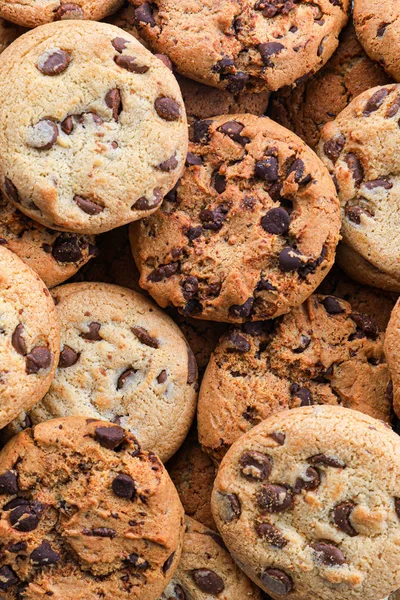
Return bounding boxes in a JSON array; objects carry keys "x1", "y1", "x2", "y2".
[
  {"x1": 218, "y1": 492, "x2": 241, "y2": 522},
  {"x1": 155, "y1": 97, "x2": 181, "y2": 121},
  {"x1": 131, "y1": 326, "x2": 159, "y2": 349},
  {"x1": 334, "y1": 502, "x2": 358, "y2": 536},
  {"x1": 11, "y1": 324, "x2": 27, "y2": 356},
  {"x1": 83, "y1": 527, "x2": 116, "y2": 538},
  {"x1": 225, "y1": 71, "x2": 249, "y2": 93},
  {"x1": 147, "y1": 262, "x2": 179, "y2": 282},
  {"x1": 117, "y1": 368, "x2": 137, "y2": 390},
  {"x1": 112, "y1": 474, "x2": 136, "y2": 499},
  {"x1": 261, "y1": 207, "x2": 290, "y2": 234},
  {"x1": 186, "y1": 152, "x2": 202, "y2": 166},
  {"x1": 81, "y1": 322, "x2": 102, "y2": 341},
  {"x1": 191, "y1": 119, "x2": 213, "y2": 143},
  {"x1": 239, "y1": 451, "x2": 272, "y2": 481},
  {"x1": 286, "y1": 158, "x2": 311, "y2": 185},
  {"x1": 37, "y1": 49, "x2": 71, "y2": 75},
  {"x1": 4, "y1": 178, "x2": 19, "y2": 203},
  {"x1": 199, "y1": 204, "x2": 228, "y2": 229},
  {"x1": 52, "y1": 235, "x2": 84, "y2": 263},
  {"x1": 293, "y1": 334, "x2": 311, "y2": 354},
  {"x1": 30, "y1": 541, "x2": 60, "y2": 567},
  {"x1": 255, "y1": 156, "x2": 279, "y2": 182},
  {"x1": 345, "y1": 153, "x2": 364, "y2": 186},
  {"x1": 309, "y1": 454, "x2": 345, "y2": 468},
  {"x1": 162, "y1": 552, "x2": 175, "y2": 573},
  {"x1": 54, "y1": 3, "x2": 84, "y2": 19},
  {"x1": 181, "y1": 276, "x2": 198, "y2": 300},
  {"x1": 191, "y1": 570, "x2": 224, "y2": 594},
  {"x1": 134, "y1": 3, "x2": 156, "y2": 26},
  {"x1": 61, "y1": 115, "x2": 73, "y2": 135},
  {"x1": 126, "y1": 553, "x2": 149, "y2": 569},
  {"x1": 226, "y1": 330, "x2": 250, "y2": 353},
  {"x1": 26, "y1": 120, "x2": 58, "y2": 150},
  {"x1": 25, "y1": 347, "x2": 51, "y2": 374},
  {"x1": 363, "y1": 89, "x2": 389, "y2": 116},
  {"x1": 10, "y1": 504, "x2": 40, "y2": 532},
  {"x1": 8, "y1": 541, "x2": 27, "y2": 554},
  {"x1": 321, "y1": 296, "x2": 344, "y2": 315},
  {"x1": 0, "y1": 566, "x2": 19, "y2": 590},
  {"x1": 74, "y1": 195, "x2": 104, "y2": 215},
  {"x1": 260, "y1": 569, "x2": 293, "y2": 596},
  {"x1": 158, "y1": 154, "x2": 178, "y2": 171},
  {"x1": 345, "y1": 204, "x2": 362, "y2": 224},
  {"x1": 186, "y1": 225, "x2": 202, "y2": 240},
  {"x1": 377, "y1": 22, "x2": 388, "y2": 37},
  {"x1": 293, "y1": 467, "x2": 320, "y2": 493},
  {"x1": 95, "y1": 425, "x2": 126, "y2": 450},
  {"x1": 395, "y1": 497, "x2": 400, "y2": 519},
  {"x1": 364, "y1": 177, "x2": 393, "y2": 190},
  {"x1": 213, "y1": 173, "x2": 227, "y2": 194},
  {"x1": 323, "y1": 134, "x2": 345, "y2": 163},
  {"x1": 133, "y1": 188, "x2": 163, "y2": 211},
  {"x1": 350, "y1": 313, "x2": 378, "y2": 339},
  {"x1": 279, "y1": 247, "x2": 303, "y2": 272},
  {"x1": 257, "y1": 484, "x2": 294, "y2": 513},
  {"x1": 259, "y1": 42, "x2": 285, "y2": 66},
  {"x1": 59, "y1": 345, "x2": 79, "y2": 368},
  {"x1": 218, "y1": 121, "x2": 248, "y2": 146},
  {"x1": 311, "y1": 541, "x2": 346, "y2": 566},
  {"x1": 112, "y1": 37, "x2": 128, "y2": 53},
  {"x1": 0, "y1": 471, "x2": 18, "y2": 495},
  {"x1": 256, "y1": 277, "x2": 277, "y2": 292},
  {"x1": 270, "y1": 432, "x2": 286, "y2": 445},
  {"x1": 105, "y1": 88, "x2": 122, "y2": 121},
  {"x1": 157, "y1": 369, "x2": 167, "y2": 384},
  {"x1": 292, "y1": 386, "x2": 313, "y2": 406},
  {"x1": 256, "y1": 522, "x2": 287, "y2": 548},
  {"x1": 114, "y1": 55, "x2": 149, "y2": 74},
  {"x1": 229, "y1": 298, "x2": 254, "y2": 318}
]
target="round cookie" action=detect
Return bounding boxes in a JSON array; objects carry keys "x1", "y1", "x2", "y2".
[
  {"x1": 0, "y1": 191, "x2": 96, "y2": 288},
  {"x1": 336, "y1": 243, "x2": 400, "y2": 293},
  {"x1": 0, "y1": 21, "x2": 187, "y2": 235},
  {"x1": 384, "y1": 299, "x2": 400, "y2": 420},
  {"x1": 0, "y1": 417, "x2": 184, "y2": 600},
  {"x1": 0, "y1": 0, "x2": 123, "y2": 28},
  {"x1": 211, "y1": 405, "x2": 400, "y2": 600},
  {"x1": 0, "y1": 245, "x2": 60, "y2": 430},
  {"x1": 0, "y1": 17, "x2": 24, "y2": 52},
  {"x1": 198, "y1": 294, "x2": 391, "y2": 463},
  {"x1": 130, "y1": 0, "x2": 350, "y2": 93},
  {"x1": 353, "y1": 0, "x2": 400, "y2": 82},
  {"x1": 2, "y1": 283, "x2": 198, "y2": 463},
  {"x1": 167, "y1": 427, "x2": 216, "y2": 530},
  {"x1": 317, "y1": 264, "x2": 398, "y2": 331},
  {"x1": 317, "y1": 84, "x2": 400, "y2": 284},
  {"x1": 269, "y1": 22, "x2": 392, "y2": 150},
  {"x1": 160, "y1": 517, "x2": 262, "y2": 600},
  {"x1": 131, "y1": 114, "x2": 341, "y2": 323}
]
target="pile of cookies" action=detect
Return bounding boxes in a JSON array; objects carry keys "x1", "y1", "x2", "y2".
[{"x1": 1, "y1": 1, "x2": 400, "y2": 599}]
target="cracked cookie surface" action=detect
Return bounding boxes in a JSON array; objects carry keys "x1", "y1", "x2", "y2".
[
  {"x1": 0, "y1": 191, "x2": 96, "y2": 288},
  {"x1": 0, "y1": 417, "x2": 184, "y2": 600},
  {"x1": 131, "y1": 114, "x2": 341, "y2": 323},
  {"x1": 129, "y1": 0, "x2": 350, "y2": 92},
  {"x1": 0, "y1": 0, "x2": 123, "y2": 28},
  {"x1": 269, "y1": 22, "x2": 392, "y2": 150},
  {"x1": 0, "y1": 21, "x2": 187, "y2": 234},
  {"x1": 3, "y1": 283, "x2": 198, "y2": 463},
  {"x1": 0, "y1": 246, "x2": 60, "y2": 429},
  {"x1": 317, "y1": 84, "x2": 400, "y2": 285},
  {"x1": 198, "y1": 294, "x2": 391, "y2": 462},
  {"x1": 159, "y1": 517, "x2": 262, "y2": 599},
  {"x1": 212, "y1": 406, "x2": 400, "y2": 600}
]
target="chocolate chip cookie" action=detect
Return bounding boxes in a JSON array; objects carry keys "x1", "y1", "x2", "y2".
[
  {"x1": 0, "y1": 0, "x2": 123, "y2": 28},
  {"x1": 130, "y1": 0, "x2": 350, "y2": 93},
  {"x1": 160, "y1": 517, "x2": 262, "y2": 600},
  {"x1": 212, "y1": 405, "x2": 400, "y2": 599},
  {"x1": 336, "y1": 243, "x2": 400, "y2": 293},
  {"x1": 0, "y1": 246, "x2": 60, "y2": 430},
  {"x1": 317, "y1": 84, "x2": 400, "y2": 288},
  {"x1": 0, "y1": 20, "x2": 187, "y2": 234},
  {"x1": 132, "y1": 114, "x2": 341, "y2": 323},
  {"x1": 0, "y1": 417, "x2": 184, "y2": 600},
  {"x1": 2, "y1": 282, "x2": 198, "y2": 462},
  {"x1": 167, "y1": 427, "x2": 217, "y2": 531},
  {"x1": 270, "y1": 22, "x2": 392, "y2": 150},
  {"x1": 0, "y1": 17, "x2": 24, "y2": 52},
  {"x1": 0, "y1": 191, "x2": 96, "y2": 288},
  {"x1": 354, "y1": 0, "x2": 400, "y2": 82},
  {"x1": 198, "y1": 294, "x2": 391, "y2": 462}
]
